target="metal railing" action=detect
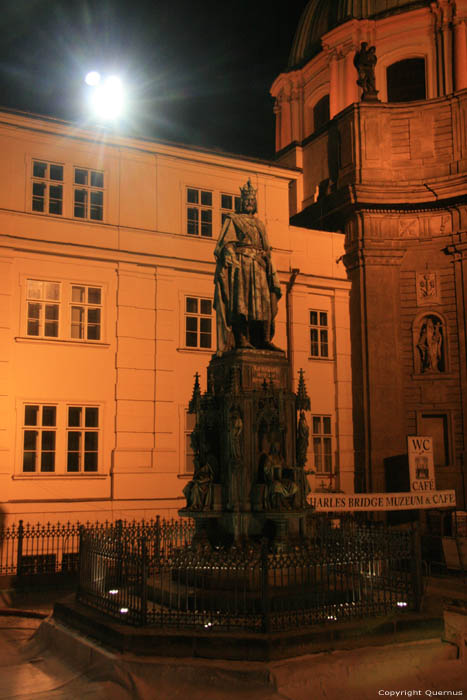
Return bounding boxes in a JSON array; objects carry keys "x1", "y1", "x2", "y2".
[
  {"x1": 0, "y1": 517, "x2": 195, "y2": 584},
  {"x1": 77, "y1": 520, "x2": 422, "y2": 632}
]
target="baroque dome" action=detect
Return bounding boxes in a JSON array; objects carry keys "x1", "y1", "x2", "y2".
[{"x1": 288, "y1": 0, "x2": 431, "y2": 69}]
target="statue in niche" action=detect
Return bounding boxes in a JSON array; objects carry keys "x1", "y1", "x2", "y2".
[
  {"x1": 183, "y1": 459, "x2": 214, "y2": 511},
  {"x1": 354, "y1": 42, "x2": 378, "y2": 100},
  {"x1": 214, "y1": 179, "x2": 282, "y2": 352},
  {"x1": 295, "y1": 411, "x2": 312, "y2": 508},
  {"x1": 417, "y1": 315, "x2": 444, "y2": 373},
  {"x1": 226, "y1": 407, "x2": 244, "y2": 511},
  {"x1": 262, "y1": 442, "x2": 298, "y2": 511},
  {"x1": 296, "y1": 410, "x2": 309, "y2": 468}
]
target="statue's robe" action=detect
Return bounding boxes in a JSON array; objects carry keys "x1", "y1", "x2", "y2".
[{"x1": 214, "y1": 213, "x2": 281, "y2": 352}]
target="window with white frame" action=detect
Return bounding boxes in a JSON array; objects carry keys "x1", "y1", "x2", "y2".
[
  {"x1": 185, "y1": 297, "x2": 212, "y2": 349},
  {"x1": 26, "y1": 280, "x2": 60, "y2": 338},
  {"x1": 74, "y1": 167, "x2": 104, "y2": 221},
  {"x1": 32, "y1": 160, "x2": 64, "y2": 215},
  {"x1": 21, "y1": 403, "x2": 100, "y2": 474},
  {"x1": 312, "y1": 415, "x2": 332, "y2": 473},
  {"x1": 67, "y1": 406, "x2": 99, "y2": 472},
  {"x1": 25, "y1": 279, "x2": 103, "y2": 342},
  {"x1": 310, "y1": 310, "x2": 329, "y2": 357},
  {"x1": 186, "y1": 187, "x2": 213, "y2": 237},
  {"x1": 221, "y1": 193, "x2": 241, "y2": 225},
  {"x1": 70, "y1": 285, "x2": 102, "y2": 340},
  {"x1": 22, "y1": 405, "x2": 57, "y2": 472}
]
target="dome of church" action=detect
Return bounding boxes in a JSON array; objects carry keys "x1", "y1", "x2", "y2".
[{"x1": 288, "y1": 0, "x2": 431, "y2": 69}]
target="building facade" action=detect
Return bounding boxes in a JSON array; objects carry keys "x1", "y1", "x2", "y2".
[
  {"x1": 272, "y1": 0, "x2": 467, "y2": 506},
  {"x1": 0, "y1": 108, "x2": 353, "y2": 525}
]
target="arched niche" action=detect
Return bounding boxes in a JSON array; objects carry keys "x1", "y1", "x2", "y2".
[
  {"x1": 413, "y1": 311, "x2": 448, "y2": 375},
  {"x1": 305, "y1": 91, "x2": 330, "y2": 137}
]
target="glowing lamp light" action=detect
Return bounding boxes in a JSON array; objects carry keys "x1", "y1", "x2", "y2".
[
  {"x1": 86, "y1": 73, "x2": 124, "y2": 121},
  {"x1": 85, "y1": 71, "x2": 101, "y2": 87}
]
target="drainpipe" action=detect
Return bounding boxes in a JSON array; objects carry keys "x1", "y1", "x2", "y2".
[{"x1": 286, "y1": 268, "x2": 300, "y2": 388}]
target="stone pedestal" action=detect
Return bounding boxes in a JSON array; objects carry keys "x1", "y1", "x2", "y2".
[{"x1": 180, "y1": 349, "x2": 312, "y2": 547}]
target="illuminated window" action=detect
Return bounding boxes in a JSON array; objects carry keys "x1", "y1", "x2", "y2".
[
  {"x1": 186, "y1": 188, "x2": 212, "y2": 237},
  {"x1": 185, "y1": 297, "x2": 212, "y2": 349},
  {"x1": 26, "y1": 280, "x2": 60, "y2": 338},
  {"x1": 74, "y1": 168, "x2": 104, "y2": 221},
  {"x1": 22, "y1": 405, "x2": 57, "y2": 472},
  {"x1": 221, "y1": 193, "x2": 241, "y2": 225},
  {"x1": 310, "y1": 310, "x2": 329, "y2": 357},
  {"x1": 32, "y1": 160, "x2": 63, "y2": 215},
  {"x1": 67, "y1": 406, "x2": 99, "y2": 472},
  {"x1": 25, "y1": 280, "x2": 103, "y2": 342},
  {"x1": 70, "y1": 286, "x2": 102, "y2": 340},
  {"x1": 312, "y1": 416, "x2": 332, "y2": 473}
]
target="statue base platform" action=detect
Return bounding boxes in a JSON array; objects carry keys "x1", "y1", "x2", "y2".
[{"x1": 181, "y1": 346, "x2": 311, "y2": 547}]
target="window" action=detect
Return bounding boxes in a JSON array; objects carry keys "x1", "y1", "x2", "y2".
[
  {"x1": 22, "y1": 405, "x2": 57, "y2": 472},
  {"x1": 419, "y1": 413, "x2": 450, "y2": 467},
  {"x1": 67, "y1": 406, "x2": 99, "y2": 472},
  {"x1": 312, "y1": 416, "x2": 332, "y2": 473},
  {"x1": 387, "y1": 58, "x2": 426, "y2": 102},
  {"x1": 185, "y1": 297, "x2": 212, "y2": 348},
  {"x1": 26, "y1": 280, "x2": 60, "y2": 338},
  {"x1": 221, "y1": 193, "x2": 241, "y2": 225},
  {"x1": 310, "y1": 311, "x2": 329, "y2": 357},
  {"x1": 186, "y1": 187, "x2": 212, "y2": 237},
  {"x1": 32, "y1": 160, "x2": 63, "y2": 215},
  {"x1": 21, "y1": 403, "x2": 101, "y2": 474},
  {"x1": 25, "y1": 279, "x2": 103, "y2": 342},
  {"x1": 70, "y1": 285, "x2": 102, "y2": 340},
  {"x1": 74, "y1": 168, "x2": 104, "y2": 221},
  {"x1": 313, "y1": 95, "x2": 330, "y2": 132}
]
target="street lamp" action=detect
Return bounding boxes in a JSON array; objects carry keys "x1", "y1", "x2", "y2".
[{"x1": 85, "y1": 72, "x2": 124, "y2": 121}]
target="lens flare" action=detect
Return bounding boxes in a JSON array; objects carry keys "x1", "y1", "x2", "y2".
[{"x1": 88, "y1": 75, "x2": 124, "y2": 120}]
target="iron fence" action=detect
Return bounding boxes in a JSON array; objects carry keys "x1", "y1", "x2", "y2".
[
  {"x1": 77, "y1": 520, "x2": 422, "y2": 632},
  {"x1": 0, "y1": 517, "x2": 195, "y2": 584}
]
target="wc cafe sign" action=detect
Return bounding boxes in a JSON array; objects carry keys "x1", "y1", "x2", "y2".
[{"x1": 309, "y1": 436, "x2": 456, "y2": 512}]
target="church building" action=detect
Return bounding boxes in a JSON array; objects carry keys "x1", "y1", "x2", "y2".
[{"x1": 272, "y1": 0, "x2": 467, "y2": 507}]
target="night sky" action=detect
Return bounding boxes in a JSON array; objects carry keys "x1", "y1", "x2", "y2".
[{"x1": 0, "y1": 0, "x2": 308, "y2": 159}]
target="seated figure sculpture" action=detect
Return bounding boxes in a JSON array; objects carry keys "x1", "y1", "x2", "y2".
[
  {"x1": 182, "y1": 460, "x2": 214, "y2": 511},
  {"x1": 214, "y1": 179, "x2": 282, "y2": 352},
  {"x1": 263, "y1": 442, "x2": 298, "y2": 511}
]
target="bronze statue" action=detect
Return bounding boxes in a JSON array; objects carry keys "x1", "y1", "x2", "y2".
[
  {"x1": 354, "y1": 42, "x2": 378, "y2": 100},
  {"x1": 183, "y1": 460, "x2": 214, "y2": 511},
  {"x1": 214, "y1": 179, "x2": 282, "y2": 352},
  {"x1": 263, "y1": 442, "x2": 298, "y2": 511}
]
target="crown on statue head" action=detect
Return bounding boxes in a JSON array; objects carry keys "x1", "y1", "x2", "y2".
[{"x1": 239, "y1": 178, "x2": 257, "y2": 200}]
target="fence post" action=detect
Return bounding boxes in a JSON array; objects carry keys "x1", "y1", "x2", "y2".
[
  {"x1": 155, "y1": 515, "x2": 161, "y2": 556},
  {"x1": 261, "y1": 538, "x2": 270, "y2": 634},
  {"x1": 16, "y1": 519, "x2": 24, "y2": 576},
  {"x1": 411, "y1": 522, "x2": 423, "y2": 612},
  {"x1": 78, "y1": 525, "x2": 85, "y2": 593},
  {"x1": 116, "y1": 519, "x2": 123, "y2": 588},
  {"x1": 140, "y1": 537, "x2": 148, "y2": 626}
]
